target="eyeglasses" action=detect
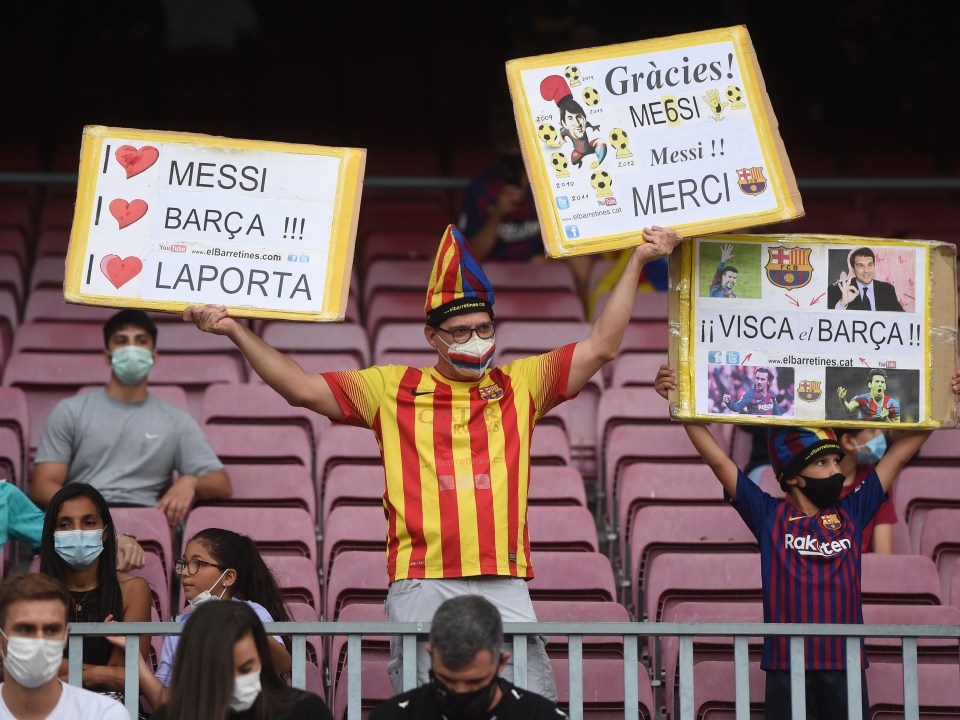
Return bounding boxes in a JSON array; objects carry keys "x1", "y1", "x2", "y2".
[
  {"x1": 174, "y1": 558, "x2": 225, "y2": 576},
  {"x1": 433, "y1": 322, "x2": 495, "y2": 344}
]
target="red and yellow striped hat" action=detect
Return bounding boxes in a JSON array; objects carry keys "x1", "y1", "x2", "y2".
[{"x1": 424, "y1": 225, "x2": 495, "y2": 325}]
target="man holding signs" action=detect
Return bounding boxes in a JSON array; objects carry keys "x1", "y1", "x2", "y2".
[{"x1": 186, "y1": 223, "x2": 681, "y2": 698}]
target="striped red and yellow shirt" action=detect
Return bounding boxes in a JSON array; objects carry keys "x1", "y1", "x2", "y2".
[{"x1": 322, "y1": 344, "x2": 575, "y2": 582}]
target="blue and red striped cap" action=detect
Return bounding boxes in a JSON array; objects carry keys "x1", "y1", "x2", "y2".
[
  {"x1": 425, "y1": 225, "x2": 495, "y2": 325},
  {"x1": 767, "y1": 426, "x2": 843, "y2": 483}
]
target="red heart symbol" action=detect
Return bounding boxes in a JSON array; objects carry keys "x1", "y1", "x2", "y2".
[
  {"x1": 100, "y1": 254, "x2": 143, "y2": 289},
  {"x1": 115, "y1": 145, "x2": 159, "y2": 179},
  {"x1": 109, "y1": 198, "x2": 148, "y2": 229}
]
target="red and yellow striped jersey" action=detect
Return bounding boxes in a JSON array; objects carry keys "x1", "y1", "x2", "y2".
[{"x1": 322, "y1": 344, "x2": 575, "y2": 582}]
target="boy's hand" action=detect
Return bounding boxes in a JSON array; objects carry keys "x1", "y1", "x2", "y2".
[
  {"x1": 655, "y1": 363, "x2": 677, "y2": 399},
  {"x1": 952, "y1": 368, "x2": 960, "y2": 395}
]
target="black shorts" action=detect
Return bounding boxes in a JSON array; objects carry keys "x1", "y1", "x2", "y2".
[{"x1": 764, "y1": 669, "x2": 869, "y2": 720}]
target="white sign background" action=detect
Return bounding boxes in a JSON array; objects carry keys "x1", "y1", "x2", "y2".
[{"x1": 78, "y1": 137, "x2": 342, "y2": 311}]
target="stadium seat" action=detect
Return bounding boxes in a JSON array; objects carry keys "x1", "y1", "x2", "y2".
[
  {"x1": 202, "y1": 423, "x2": 312, "y2": 469},
  {"x1": 527, "y1": 505, "x2": 598, "y2": 553},
  {"x1": 129, "y1": 553, "x2": 171, "y2": 621},
  {"x1": 952, "y1": 566, "x2": 960, "y2": 609},
  {"x1": 551, "y1": 657, "x2": 655, "y2": 720},
  {"x1": 693, "y1": 660, "x2": 766, "y2": 720},
  {"x1": 320, "y1": 464, "x2": 385, "y2": 530},
  {"x1": 484, "y1": 261, "x2": 578, "y2": 294},
  {"x1": 918, "y1": 509, "x2": 960, "y2": 602},
  {"x1": 493, "y1": 291, "x2": 585, "y2": 323},
  {"x1": 0, "y1": 427, "x2": 23, "y2": 488},
  {"x1": 0, "y1": 196, "x2": 33, "y2": 236},
  {"x1": 359, "y1": 231, "x2": 438, "y2": 273},
  {"x1": 23, "y1": 288, "x2": 116, "y2": 323},
  {"x1": 362, "y1": 259, "x2": 433, "y2": 306},
  {"x1": 372, "y1": 322, "x2": 433, "y2": 361},
  {"x1": 530, "y1": 424, "x2": 571, "y2": 466},
  {"x1": 596, "y1": 386, "x2": 674, "y2": 448},
  {"x1": 861, "y1": 554, "x2": 942, "y2": 606},
  {"x1": 148, "y1": 354, "x2": 244, "y2": 417},
  {"x1": 364, "y1": 292, "x2": 424, "y2": 337},
  {"x1": 28, "y1": 255, "x2": 68, "y2": 292},
  {"x1": 183, "y1": 506, "x2": 318, "y2": 560},
  {"x1": 111, "y1": 506, "x2": 174, "y2": 587},
  {"x1": 260, "y1": 321, "x2": 370, "y2": 367},
  {"x1": 866, "y1": 661, "x2": 960, "y2": 719},
  {"x1": 660, "y1": 601, "x2": 764, "y2": 710},
  {"x1": 912, "y1": 428, "x2": 960, "y2": 466},
  {"x1": 263, "y1": 555, "x2": 322, "y2": 612},
  {"x1": 862, "y1": 604, "x2": 960, "y2": 663},
  {"x1": 614, "y1": 462, "x2": 725, "y2": 551},
  {"x1": 532, "y1": 600, "x2": 630, "y2": 659},
  {"x1": 873, "y1": 199, "x2": 960, "y2": 237},
  {"x1": 0, "y1": 387, "x2": 28, "y2": 487},
  {"x1": 0, "y1": 254, "x2": 24, "y2": 308},
  {"x1": 620, "y1": 322, "x2": 670, "y2": 353},
  {"x1": 628, "y1": 506, "x2": 757, "y2": 615},
  {"x1": 327, "y1": 601, "x2": 391, "y2": 710},
  {"x1": 330, "y1": 656, "x2": 394, "y2": 720},
  {"x1": 316, "y1": 425, "x2": 382, "y2": 488},
  {"x1": 527, "y1": 551, "x2": 616, "y2": 602},
  {"x1": 590, "y1": 289, "x2": 669, "y2": 323},
  {"x1": 528, "y1": 466, "x2": 588, "y2": 507},
  {"x1": 609, "y1": 353, "x2": 668, "y2": 388},
  {"x1": 285, "y1": 601, "x2": 324, "y2": 673},
  {"x1": 321, "y1": 505, "x2": 386, "y2": 586},
  {"x1": 893, "y1": 466, "x2": 960, "y2": 553},
  {"x1": 13, "y1": 322, "x2": 106, "y2": 353},
  {"x1": 212, "y1": 464, "x2": 316, "y2": 521},
  {"x1": 200, "y1": 383, "x2": 323, "y2": 462},
  {"x1": 324, "y1": 550, "x2": 389, "y2": 621},
  {"x1": 1, "y1": 352, "x2": 108, "y2": 450},
  {"x1": 0, "y1": 228, "x2": 28, "y2": 273}
]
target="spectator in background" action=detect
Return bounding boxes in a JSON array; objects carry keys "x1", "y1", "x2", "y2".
[
  {"x1": 117, "y1": 527, "x2": 293, "y2": 710},
  {"x1": 0, "y1": 482, "x2": 43, "y2": 555},
  {"x1": 38, "y1": 485, "x2": 151, "y2": 701},
  {"x1": 0, "y1": 573, "x2": 128, "y2": 720},
  {"x1": 835, "y1": 428, "x2": 898, "y2": 554},
  {"x1": 31, "y1": 309, "x2": 231, "y2": 544},
  {"x1": 459, "y1": 108, "x2": 593, "y2": 299},
  {"x1": 151, "y1": 601, "x2": 331, "y2": 720},
  {"x1": 370, "y1": 595, "x2": 566, "y2": 719}
]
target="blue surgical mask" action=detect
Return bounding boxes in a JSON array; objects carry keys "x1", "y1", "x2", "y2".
[
  {"x1": 54, "y1": 528, "x2": 105, "y2": 568},
  {"x1": 856, "y1": 434, "x2": 887, "y2": 465},
  {"x1": 110, "y1": 346, "x2": 154, "y2": 385}
]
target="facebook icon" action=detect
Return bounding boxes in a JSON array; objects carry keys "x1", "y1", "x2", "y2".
[
  {"x1": 708, "y1": 351, "x2": 723, "y2": 364},
  {"x1": 556, "y1": 196, "x2": 570, "y2": 210},
  {"x1": 564, "y1": 224, "x2": 581, "y2": 239}
]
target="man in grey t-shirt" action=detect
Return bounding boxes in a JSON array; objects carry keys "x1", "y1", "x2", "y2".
[{"x1": 31, "y1": 311, "x2": 231, "y2": 538}]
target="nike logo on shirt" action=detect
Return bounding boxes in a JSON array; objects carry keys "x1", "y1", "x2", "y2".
[
  {"x1": 410, "y1": 389, "x2": 435, "y2": 396},
  {"x1": 787, "y1": 515, "x2": 809, "y2": 522}
]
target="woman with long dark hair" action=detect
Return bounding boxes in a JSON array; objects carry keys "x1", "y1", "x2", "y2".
[
  {"x1": 120, "y1": 527, "x2": 293, "y2": 709},
  {"x1": 38, "y1": 484, "x2": 152, "y2": 693},
  {"x1": 153, "y1": 600, "x2": 330, "y2": 720}
]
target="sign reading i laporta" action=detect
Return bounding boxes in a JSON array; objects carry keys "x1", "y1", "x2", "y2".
[
  {"x1": 64, "y1": 126, "x2": 366, "y2": 321},
  {"x1": 506, "y1": 26, "x2": 803, "y2": 257}
]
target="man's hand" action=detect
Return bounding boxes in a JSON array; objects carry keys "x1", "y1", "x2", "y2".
[
  {"x1": 157, "y1": 476, "x2": 199, "y2": 525},
  {"x1": 654, "y1": 364, "x2": 677, "y2": 400},
  {"x1": 116, "y1": 535, "x2": 146, "y2": 571},
  {"x1": 837, "y1": 386, "x2": 847, "y2": 401},
  {"x1": 952, "y1": 368, "x2": 960, "y2": 395},
  {"x1": 835, "y1": 272, "x2": 859, "y2": 307},
  {"x1": 635, "y1": 225, "x2": 682, "y2": 264},
  {"x1": 722, "y1": 393, "x2": 731, "y2": 404},
  {"x1": 720, "y1": 243, "x2": 734, "y2": 264},
  {"x1": 184, "y1": 305, "x2": 239, "y2": 337}
]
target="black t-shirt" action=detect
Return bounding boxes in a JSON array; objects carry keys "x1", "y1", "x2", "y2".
[
  {"x1": 369, "y1": 679, "x2": 568, "y2": 719},
  {"x1": 153, "y1": 692, "x2": 332, "y2": 720}
]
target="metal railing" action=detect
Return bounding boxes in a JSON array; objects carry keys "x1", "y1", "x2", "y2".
[{"x1": 67, "y1": 620, "x2": 960, "y2": 720}]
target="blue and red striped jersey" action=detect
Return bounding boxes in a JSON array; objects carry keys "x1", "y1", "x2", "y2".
[{"x1": 727, "y1": 469, "x2": 886, "y2": 670}]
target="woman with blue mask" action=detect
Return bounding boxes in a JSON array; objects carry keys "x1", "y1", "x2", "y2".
[
  {"x1": 151, "y1": 601, "x2": 331, "y2": 720},
  {"x1": 834, "y1": 428, "x2": 898, "y2": 553},
  {"x1": 38, "y1": 484, "x2": 152, "y2": 698}
]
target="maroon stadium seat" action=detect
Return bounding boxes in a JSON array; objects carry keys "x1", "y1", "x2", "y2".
[
  {"x1": 866, "y1": 661, "x2": 960, "y2": 719},
  {"x1": 324, "y1": 550, "x2": 389, "y2": 621},
  {"x1": 894, "y1": 466, "x2": 960, "y2": 553},
  {"x1": 328, "y1": 602, "x2": 390, "y2": 715},
  {"x1": 316, "y1": 425, "x2": 382, "y2": 489},
  {"x1": 862, "y1": 604, "x2": 960, "y2": 663},
  {"x1": 528, "y1": 466, "x2": 587, "y2": 507},
  {"x1": 322, "y1": 505, "x2": 386, "y2": 587},
  {"x1": 0, "y1": 426, "x2": 23, "y2": 488},
  {"x1": 532, "y1": 600, "x2": 630, "y2": 659},
  {"x1": 148, "y1": 353, "x2": 244, "y2": 417},
  {"x1": 590, "y1": 289, "x2": 669, "y2": 323},
  {"x1": 359, "y1": 231, "x2": 437, "y2": 272},
  {"x1": 693, "y1": 660, "x2": 766, "y2": 720},
  {"x1": 260, "y1": 321, "x2": 370, "y2": 367},
  {"x1": 372, "y1": 322, "x2": 432, "y2": 360},
  {"x1": 362, "y1": 259, "x2": 434, "y2": 306},
  {"x1": 111, "y1": 506, "x2": 174, "y2": 588},
  {"x1": 214, "y1": 464, "x2": 316, "y2": 521},
  {"x1": 183, "y1": 506, "x2": 318, "y2": 560},
  {"x1": 264, "y1": 555, "x2": 322, "y2": 612},
  {"x1": 551, "y1": 657, "x2": 655, "y2": 720},
  {"x1": 911, "y1": 428, "x2": 960, "y2": 466},
  {"x1": 484, "y1": 261, "x2": 577, "y2": 295},
  {"x1": 527, "y1": 551, "x2": 616, "y2": 603},
  {"x1": 14, "y1": 322, "x2": 108, "y2": 353},
  {"x1": 609, "y1": 353, "x2": 668, "y2": 388},
  {"x1": 320, "y1": 464, "x2": 385, "y2": 530},
  {"x1": 526, "y1": 505, "x2": 598, "y2": 553},
  {"x1": 861, "y1": 554, "x2": 942, "y2": 606},
  {"x1": 364, "y1": 292, "x2": 424, "y2": 336},
  {"x1": 530, "y1": 424, "x2": 571, "y2": 466},
  {"x1": 493, "y1": 290, "x2": 585, "y2": 323},
  {"x1": 23, "y1": 289, "x2": 116, "y2": 324},
  {"x1": 918, "y1": 509, "x2": 960, "y2": 602},
  {"x1": 202, "y1": 423, "x2": 312, "y2": 469}
]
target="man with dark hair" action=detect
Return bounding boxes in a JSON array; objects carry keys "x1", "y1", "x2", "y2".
[
  {"x1": 709, "y1": 243, "x2": 738, "y2": 298},
  {"x1": 369, "y1": 595, "x2": 567, "y2": 719},
  {"x1": 828, "y1": 246, "x2": 904, "y2": 311},
  {"x1": 722, "y1": 367, "x2": 783, "y2": 416},
  {"x1": 838, "y1": 368, "x2": 901, "y2": 422},
  {"x1": 31, "y1": 310, "x2": 231, "y2": 546},
  {"x1": 0, "y1": 573, "x2": 127, "y2": 719}
]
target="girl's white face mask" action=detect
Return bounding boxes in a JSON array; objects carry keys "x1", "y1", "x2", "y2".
[
  {"x1": 230, "y1": 669, "x2": 262, "y2": 711},
  {"x1": 187, "y1": 568, "x2": 229, "y2": 608}
]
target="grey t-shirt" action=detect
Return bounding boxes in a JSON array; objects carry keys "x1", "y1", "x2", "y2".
[{"x1": 35, "y1": 389, "x2": 223, "y2": 506}]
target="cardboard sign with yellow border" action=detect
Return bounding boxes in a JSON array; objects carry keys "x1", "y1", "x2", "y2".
[
  {"x1": 64, "y1": 126, "x2": 365, "y2": 321},
  {"x1": 506, "y1": 26, "x2": 802, "y2": 257},
  {"x1": 665, "y1": 234, "x2": 958, "y2": 429}
]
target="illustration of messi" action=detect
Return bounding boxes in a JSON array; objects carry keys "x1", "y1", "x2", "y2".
[{"x1": 539, "y1": 75, "x2": 607, "y2": 170}]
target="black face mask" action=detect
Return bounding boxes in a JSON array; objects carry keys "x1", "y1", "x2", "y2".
[
  {"x1": 797, "y1": 472, "x2": 845, "y2": 509},
  {"x1": 430, "y1": 669, "x2": 499, "y2": 720}
]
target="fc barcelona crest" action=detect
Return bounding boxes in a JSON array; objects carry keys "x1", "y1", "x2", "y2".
[
  {"x1": 797, "y1": 380, "x2": 822, "y2": 403},
  {"x1": 821, "y1": 513, "x2": 841, "y2": 531},
  {"x1": 736, "y1": 166, "x2": 767, "y2": 195},
  {"x1": 765, "y1": 246, "x2": 813, "y2": 289},
  {"x1": 478, "y1": 383, "x2": 504, "y2": 401}
]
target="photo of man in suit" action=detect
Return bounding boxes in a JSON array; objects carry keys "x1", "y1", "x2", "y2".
[{"x1": 828, "y1": 246, "x2": 904, "y2": 311}]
